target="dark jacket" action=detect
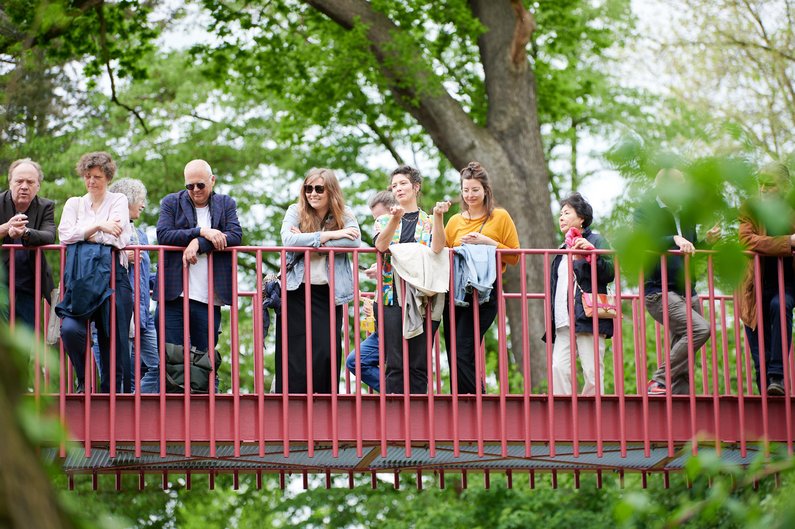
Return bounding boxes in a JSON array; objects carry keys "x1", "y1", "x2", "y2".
[
  {"x1": 634, "y1": 196, "x2": 699, "y2": 296},
  {"x1": 155, "y1": 190, "x2": 242, "y2": 305},
  {"x1": 546, "y1": 228, "x2": 614, "y2": 340},
  {"x1": 55, "y1": 242, "x2": 113, "y2": 328},
  {"x1": 0, "y1": 190, "x2": 56, "y2": 299}
]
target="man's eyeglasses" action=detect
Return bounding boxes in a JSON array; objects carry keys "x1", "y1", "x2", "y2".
[
  {"x1": 304, "y1": 184, "x2": 325, "y2": 194},
  {"x1": 185, "y1": 182, "x2": 207, "y2": 191}
]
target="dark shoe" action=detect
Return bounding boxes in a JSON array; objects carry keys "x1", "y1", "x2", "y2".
[
  {"x1": 647, "y1": 380, "x2": 666, "y2": 395},
  {"x1": 75, "y1": 381, "x2": 85, "y2": 394},
  {"x1": 767, "y1": 379, "x2": 785, "y2": 396}
]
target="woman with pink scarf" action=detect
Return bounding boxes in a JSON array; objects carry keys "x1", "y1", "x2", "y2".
[{"x1": 545, "y1": 192, "x2": 614, "y2": 396}]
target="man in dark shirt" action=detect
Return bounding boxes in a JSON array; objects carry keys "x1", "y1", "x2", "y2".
[
  {"x1": 635, "y1": 168, "x2": 719, "y2": 395},
  {"x1": 0, "y1": 158, "x2": 56, "y2": 329}
]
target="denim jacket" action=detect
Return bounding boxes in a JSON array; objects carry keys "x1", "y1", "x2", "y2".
[
  {"x1": 451, "y1": 244, "x2": 497, "y2": 307},
  {"x1": 280, "y1": 204, "x2": 361, "y2": 305}
]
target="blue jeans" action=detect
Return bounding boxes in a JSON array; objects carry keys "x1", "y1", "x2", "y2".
[
  {"x1": 745, "y1": 291, "x2": 794, "y2": 392},
  {"x1": 346, "y1": 332, "x2": 381, "y2": 391}
]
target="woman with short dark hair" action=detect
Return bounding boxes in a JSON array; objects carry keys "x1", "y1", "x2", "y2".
[
  {"x1": 58, "y1": 152, "x2": 134, "y2": 393},
  {"x1": 547, "y1": 192, "x2": 614, "y2": 396}
]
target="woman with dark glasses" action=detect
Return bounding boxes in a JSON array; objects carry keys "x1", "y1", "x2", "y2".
[{"x1": 275, "y1": 168, "x2": 361, "y2": 394}]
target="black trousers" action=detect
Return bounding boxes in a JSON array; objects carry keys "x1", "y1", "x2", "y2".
[
  {"x1": 443, "y1": 292, "x2": 498, "y2": 394},
  {"x1": 381, "y1": 303, "x2": 440, "y2": 394},
  {"x1": 274, "y1": 283, "x2": 342, "y2": 394}
]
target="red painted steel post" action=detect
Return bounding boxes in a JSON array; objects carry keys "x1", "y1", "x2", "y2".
[
  {"x1": 659, "y1": 255, "x2": 674, "y2": 456},
  {"x1": 566, "y1": 252, "x2": 579, "y2": 457},
  {"x1": 776, "y1": 258, "x2": 793, "y2": 455},
  {"x1": 400, "y1": 280, "x2": 411, "y2": 458},
  {"x1": 613, "y1": 255, "x2": 627, "y2": 458},
  {"x1": 351, "y1": 250, "x2": 363, "y2": 457},
  {"x1": 637, "y1": 271, "x2": 652, "y2": 456},
  {"x1": 543, "y1": 252, "x2": 556, "y2": 457},
  {"x1": 683, "y1": 254, "x2": 698, "y2": 455},
  {"x1": 732, "y1": 291, "x2": 748, "y2": 458},
  {"x1": 231, "y1": 250, "x2": 241, "y2": 457},
  {"x1": 33, "y1": 248, "x2": 41, "y2": 406},
  {"x1": 208, "y1": 254, "x2": 218, "y2": 458},
  {"x1": 157, "y1": 247, "x2": 167, "y2": 457},
  {"x1": 472, "y1": 287, "x2": 484, "y2": 457},
  {"x1": 329, "y1": 249, "x2": 339, "y2": 457},
  {"x1": 376, "y1": 252, "x2": 387, "y2": 457},
  {"x1": 304, "y1": 249, "x2": 314, "y2": 458},
  {"x1": 589, "y1": 249, "x2": 603, "y2": 457},
  {"x1": 134, "y1": 246, "x2": 142, "y2": 458},
  {"x1": 425, "y1": 299, "x2": 436, "y2": 459},
  {"x1": 519, "y1": 252, "x2": 532, "y2": 458},
  {"x1": 182, "y1": 263, "x2": 191, "y2": 458},
  {"x1": 447, "y1": 250, "x2": 460, "y2": 457},
  {"x1": 280, "y1": 250, "x2": 290, "y2": 457},
  {"x1": 255, "y1": 250, "x2": 265, "y2": 457},
  {"x1": 109, "y1": 252, "x2": 117, "y2": 458},
  {"x1": 496, "y1": 251, "x2": 508, "y2": 457},
  {"x1": 752, "y1": 254, "x2": 771, "y2": 455},
  {"x1": 706, "y1": 256, "x2": 721, "y2": 454}
]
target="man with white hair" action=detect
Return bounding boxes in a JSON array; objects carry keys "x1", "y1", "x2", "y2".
[
  {"x1": 155, "y1": 160, "x2": 242, "y2": 364},
  {"x1": 0, "y1": 158, "x2": 56, "y2": 328}
]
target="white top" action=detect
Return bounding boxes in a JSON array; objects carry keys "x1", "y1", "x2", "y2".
[
  {"x1": 186, "y1": 205, "x2": 213, "y2": 304},
  {"x1": 308, "y1": 253, "x2": 329, "y2": 285},
  {"x1": 58, "y1": 192, "x2": 132, "y2": 266},
  {"x1": 554, "y1": 257, "x2": 570, "y2": 328}
]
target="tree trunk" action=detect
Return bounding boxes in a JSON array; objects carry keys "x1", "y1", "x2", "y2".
[
  {"x1": 0, "y1": 333, "x2": 77, "y2": 529},
  {"x1": 304, "y1": 0, "x2": 556, "y2": 386}
]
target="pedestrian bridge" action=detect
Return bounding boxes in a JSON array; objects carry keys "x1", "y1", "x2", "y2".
[{"x1": 10, "y1": 244, "x2": 792, "y2": 489}]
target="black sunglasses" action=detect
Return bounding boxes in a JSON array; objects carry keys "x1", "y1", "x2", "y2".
[
  {"x1": 304, "y1": 184, "x2": 325, "y2": 194},
  {"x1": 185, "y1": 182, "x2": 207, "y2": 191}
]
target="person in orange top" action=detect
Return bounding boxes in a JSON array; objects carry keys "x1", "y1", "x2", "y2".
[{"x1": 443, "y1": 161, "x2": 520, "y2": 393}]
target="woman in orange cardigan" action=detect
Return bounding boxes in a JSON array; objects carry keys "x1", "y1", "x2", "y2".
[{"x1": 443, "y1": 162, "x2": 519, "y2": 394}]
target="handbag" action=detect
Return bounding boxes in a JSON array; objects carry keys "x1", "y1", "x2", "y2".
[{"x1": 574, "y1": 278, "x2": 618, "y2": 319}]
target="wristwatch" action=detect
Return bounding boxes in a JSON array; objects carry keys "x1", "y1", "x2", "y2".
[{"x1": 21, "y1": 228, "x2": 31, "y2": 241}]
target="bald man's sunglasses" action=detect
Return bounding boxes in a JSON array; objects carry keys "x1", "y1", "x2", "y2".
[{"x1": 185, "y1": 183, "x2": 207, "y2": 191}]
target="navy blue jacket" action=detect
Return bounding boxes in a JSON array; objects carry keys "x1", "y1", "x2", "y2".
[
  {"x1": 55, "y1": 242, "x2": 113, "y2": 330},
  {"x1": 546, "y1": 229, "x2": 615, "y2": 340},
  {"x1": 155, "y1": 190, "x2": 242, "y2": 305}
]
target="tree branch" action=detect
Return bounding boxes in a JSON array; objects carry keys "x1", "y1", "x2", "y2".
[
  {"x1": 509, "y1": 0, "x2": 535, "y2": 68},
  {"x1": 96, "y1": 2, "x2": 150, "y2": 134},
  {"x1": 303, "y1": 0, "x2": 485, "y2": 169},
  {"x1": 364, "y1": 121, "x2": 404, "y2": 166}
]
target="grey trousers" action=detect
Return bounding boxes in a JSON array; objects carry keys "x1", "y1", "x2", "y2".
[{"x1": 645, "y1": 291, "x2": 710, "y2": 394}]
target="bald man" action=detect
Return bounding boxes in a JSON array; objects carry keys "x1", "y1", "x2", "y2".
[
  {"x1": 0, "y1": 158, "x2": 56, "y2": 328},
  {"x1": 155, "y1": 160, "x2": 242, "y2": 363},
  {"x1": 635, "y1": 168, "x2": 719, "y2": 396}
]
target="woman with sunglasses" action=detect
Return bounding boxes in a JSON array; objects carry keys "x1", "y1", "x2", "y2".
[{"x1": 275, "y1": 168, "x2": 361, "y2": 394}]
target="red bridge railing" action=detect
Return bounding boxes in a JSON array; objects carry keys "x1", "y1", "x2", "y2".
[{"x1": 5, "y1": 243, "x2": 793, "y2": 487}]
